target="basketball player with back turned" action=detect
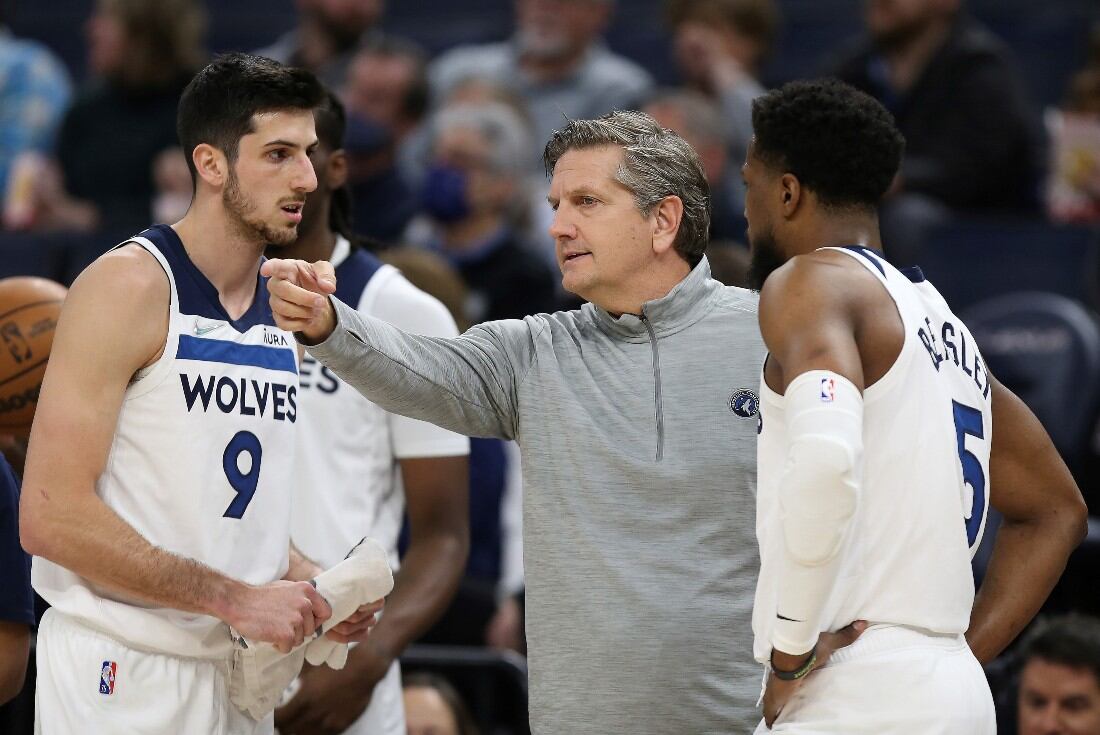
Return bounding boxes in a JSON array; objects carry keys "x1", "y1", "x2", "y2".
[
  {"x1": 19, "y1": 54, "x2": 379, "y2": 734},
  {"x1": 744, "y1": 80, "x2": 1088, "y2": 732}
]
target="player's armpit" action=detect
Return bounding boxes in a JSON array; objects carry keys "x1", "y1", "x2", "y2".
[{"x1": 966, "y1": 376, "x2": 1088, "y2": 662}]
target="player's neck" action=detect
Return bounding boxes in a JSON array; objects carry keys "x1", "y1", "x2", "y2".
[
  {"x1": 172, "y1": 207, "x2": 265, "y2": 318},
  {"x1": 796, "y1": 214, "x2": 883, "y2": 257}
]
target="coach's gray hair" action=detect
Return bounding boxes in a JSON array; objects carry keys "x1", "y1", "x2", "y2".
[
  {"x1": 543, "y1": 110, "x2": 711, "y2": 266},
  {"x1": 432, "y1": 102, "x2": 532, "y2": 177}
]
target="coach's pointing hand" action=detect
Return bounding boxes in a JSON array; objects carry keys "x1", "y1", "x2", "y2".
[{"x1": 262, "y1": 258, "x2": 338, "y2": 344}]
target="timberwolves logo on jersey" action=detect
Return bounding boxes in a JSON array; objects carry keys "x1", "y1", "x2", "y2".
[{"x1": 729, "y1": 388, "x2": 759, "y2": 419}]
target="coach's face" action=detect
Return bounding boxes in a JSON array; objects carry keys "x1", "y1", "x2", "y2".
[
  {"x1": 223, "y1": 110, "x2": 319, "y2": 247},
  {"x1": 1019, "y1": 657, "x2": 1100, "y2": 735},
  {"x1": 547, "y1": 145, "x2": 656, "y2": 310}
]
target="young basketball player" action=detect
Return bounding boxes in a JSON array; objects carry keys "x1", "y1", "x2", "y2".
[
  {"x1": 20, "y1": 54, "x2": 378, "y2": 733},
  {"x1": 744, "y1": 80, "x2": 1088, "y2": 732}
]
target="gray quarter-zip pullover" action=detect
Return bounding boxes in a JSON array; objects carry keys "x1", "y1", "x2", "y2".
[{"x1": 307, "y1": 257, "x2": 766, "y2": 733}]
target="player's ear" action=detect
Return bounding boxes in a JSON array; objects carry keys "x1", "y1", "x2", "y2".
[
  {"x1": 192, "y1": 144, "x2": 227, "y2": 188},
  {"x1": 327, "y1": 149, "x2": 348, "y2": 190},
  {"x1": 779, "y1": 173, "x2": 801, "y2": 218}
]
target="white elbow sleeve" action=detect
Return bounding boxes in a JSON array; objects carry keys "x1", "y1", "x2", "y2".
[
  {"x1": 772, "y1": 370, "x2": 864, "y2": 655},
  {"x1": 778, "y1": 371, "x2": 864, "y2": 566}
]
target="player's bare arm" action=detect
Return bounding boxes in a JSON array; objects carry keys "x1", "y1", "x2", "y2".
[
  {"x1": 20, "y1": 246, "x2": 330, "y2": 653},
  {"x1": 276, "y1": 454, "x2": 469, "y2": 733},
  {"x1": 758, "y1": 255, "x2": 877, "y2": 726},
  {"x1": 965, "y1": 376, "x2": 1087, "y2": 663}
]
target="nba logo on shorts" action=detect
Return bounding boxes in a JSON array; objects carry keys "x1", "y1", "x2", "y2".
[
  {"x1": 99, "y1": 661, "x2": 116, "y2": 695},
  {"x1": 820, "y1": 377, "x2": 836, "y2": 402}
]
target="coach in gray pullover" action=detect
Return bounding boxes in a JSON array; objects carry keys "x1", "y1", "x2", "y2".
[{"x1": 266, "y1": 112, "x2": 766, "y2": 733}]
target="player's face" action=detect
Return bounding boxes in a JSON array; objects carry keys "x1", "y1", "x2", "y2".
[
  {"x1": 1018, "y1": 658, "x2": 1100, "y2": 735},
  {"x1": 547, "y1": 145, "x2": 656, "y2": 308},
  {"x1": 741, "y1": 142, "x2": 787, "y2": 290},
  {"x1": 224, "y1": 110, "x2": 319, "y2": 247}
]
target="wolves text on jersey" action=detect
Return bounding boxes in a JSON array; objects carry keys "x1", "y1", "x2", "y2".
[
  {"x1": 917, "y1": 315, "x2": 991, "y2": 401},
  {"x1": 179, "y1": 374, "x2": 297, "y2": 422}
]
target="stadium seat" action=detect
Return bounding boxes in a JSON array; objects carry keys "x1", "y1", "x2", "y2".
[{"x1": 917, "y1": 220, "x2": 1099, "y2": 313}]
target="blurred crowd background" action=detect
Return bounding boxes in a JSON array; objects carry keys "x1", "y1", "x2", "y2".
[{"x1": 3, "y1": 1, "x2": 1100, "y2": 733}]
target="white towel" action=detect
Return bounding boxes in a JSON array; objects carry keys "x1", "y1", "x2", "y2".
[{"x1": 228, "y1": 538, "x2": 394, "y2": 720}]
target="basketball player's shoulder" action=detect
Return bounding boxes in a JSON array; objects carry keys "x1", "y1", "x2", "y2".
[
  {"x1": 74, "y1": 242, "x2": 169, "y2": 308},
  {"x1": 760, "y1": 252, "x2": 866, "y2": 311}
]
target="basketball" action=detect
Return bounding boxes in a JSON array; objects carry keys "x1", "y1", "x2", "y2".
[{"x1": 0, "y1": 277, "x2": 68, "y2": 437}]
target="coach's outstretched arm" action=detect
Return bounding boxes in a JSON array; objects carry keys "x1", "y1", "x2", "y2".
[
  {"x1": 264, "y1": 258, "x2": 525, "y2": 440},
  {"x1": 965, "y1": 376, "x2": 1088, "y2": 663},
  {"x1": 20, "y1": 247, "x2": 331, "y2": 653}
]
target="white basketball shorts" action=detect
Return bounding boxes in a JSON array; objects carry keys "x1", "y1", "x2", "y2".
[
  {"x1": 754, "y1": 624, "x2": 996, "y2": 734},
  {"x1": 35, "y1": 608, "x2": 271, "y2": 735}
]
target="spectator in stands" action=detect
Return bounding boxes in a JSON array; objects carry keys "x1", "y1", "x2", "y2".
[
  {"x1": 24, "y1": 0, "x2": 206, "y2": 234},
  {"x1": 830, "y1": 0, "x2": 1045, "y2": 263},
  {"x1": 665, "y1": 0, "x2": 777, "y2": 174},
  {"x1": 1017, "y1": 614, "x2": 1100, "y2": 735},
  {"x1": 403, "y1": 673, "x2": 479, "y2": 735},
  {"x1": 0, "y1": 14, "x2": 71, "y2": 229},
  {"x1": 256, "y1": 0, "x2": 384, "y2": 89},
  {"x1": 643, "y1": 88, "x2": 746, "y2": 241},
  {"x1": 0, "y1": 454, "x2": 33, "y2": 706},
  {"x1": 339, "y1": 37, "x2": 430, "y2": 242},
  {"x1": 405, "y1": 102, "x2": 557, "y2": 323},
  {"x1": 429, "y1": 0, "x2": 653, "y2": 177},
  {"x1": 1045, "y1": 25, "x2": 1100, "y2": 224}
]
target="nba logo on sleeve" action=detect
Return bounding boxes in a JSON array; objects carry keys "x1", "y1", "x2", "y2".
[
  {"x1": 820, "y1": 377, "x2": 836, "y2": 402},
  {"x1": 99, "y1": 661, "x2": 117, "y2": 695}
]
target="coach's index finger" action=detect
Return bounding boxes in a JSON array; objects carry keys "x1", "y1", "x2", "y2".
[{"x1": 260, "y1": 257, "x2": 301, "y2": 284}]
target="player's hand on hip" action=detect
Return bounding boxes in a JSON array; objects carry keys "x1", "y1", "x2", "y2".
[
  {"x1": 228, "y1": 580, "x2": 333, "y2": 653},
  {"x1": 763, "y1": 621, "x2": 866, "y2": 728},
  {"x1": 260, "y1": 258, "x2": 337, "y2": 343},
  {"x1": 325, "y1": 597, "x2": 385, "y2": 644}
]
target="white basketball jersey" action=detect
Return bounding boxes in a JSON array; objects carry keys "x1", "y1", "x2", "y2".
[
  {"x1": 753, "y1": 246, "x2": 993, "y2": 663},
  {"x1": 33, "y1": 225, "x2": 299, "y2": 659},
  {"x1": 291, "y1": 237, "x2": 468, "y2": 571}
]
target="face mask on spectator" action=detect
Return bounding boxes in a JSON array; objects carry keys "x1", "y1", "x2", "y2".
[{"x1": 420, "y1": 164, "x2": 471, "y2": 223}]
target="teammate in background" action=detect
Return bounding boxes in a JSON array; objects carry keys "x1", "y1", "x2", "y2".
[
  {"x1": 270, "y1": 92, "x2": 470, "y2": 735},
  {"x1": 19, "y1": 54, "x2": 378, "y2": 733},
  {"x1": 743, "y1": 79, "x2": 1088, "y2": 732}
]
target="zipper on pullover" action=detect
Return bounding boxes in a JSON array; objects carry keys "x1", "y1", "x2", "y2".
[{"x1": 640, "y1": 315, "x2": 664, "y2": 461}]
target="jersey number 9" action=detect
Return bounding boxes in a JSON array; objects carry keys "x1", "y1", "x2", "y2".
[{"x1": 222, "y1": 430, "x2": 262, "y2": 519}]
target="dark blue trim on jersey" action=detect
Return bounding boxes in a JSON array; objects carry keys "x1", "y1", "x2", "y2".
[
  {"x1": 133, "y1": 224, "x2": 278, "y2": 332},
  {"x1": 334, "y1": 247, "x2": 384, "y2": 306},
  {"x1": 839, "y1": 245, "x2": 886, "y2": 276},
  {"x1": 176, "y1": 334, "x2": 298, "y2": 374},
  {"x1": 900, "y1": 265, "x2": 926, "y2": 283}
]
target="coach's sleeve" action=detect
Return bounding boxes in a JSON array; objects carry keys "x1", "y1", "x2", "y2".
[{"x1": 305, "y1": 295, "x2": 531, "y2": 441}]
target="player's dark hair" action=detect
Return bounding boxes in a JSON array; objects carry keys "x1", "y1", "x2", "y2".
[
  {"x1": 177, "y1": 52, "x2": 324, "y2": 186},
  {"x1": 750, "y1": 79, "x2": 905, "y2": 210},
  {"x1": 1019, "y1": 613, "x2": 1100, "y2": 682}
]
